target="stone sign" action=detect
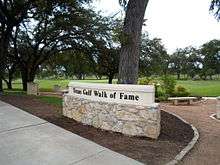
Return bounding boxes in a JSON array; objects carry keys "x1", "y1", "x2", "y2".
[
  {"x1": 63, "y1": 82, "x2": 160, "y2": 139},
  {"x1": 27, "y1": 82, "x2": 39, "y2": 95},
  {"x1": 53, "y1": 85, "x2": 61, "y2": 92}
]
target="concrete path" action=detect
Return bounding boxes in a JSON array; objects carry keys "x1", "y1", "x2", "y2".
[
  {"x1": 0, "y1": 100, "x2": 143, "y2": 165},
  {"x1": 163, "y1": 100, "x2": 220, "y2": 165}
]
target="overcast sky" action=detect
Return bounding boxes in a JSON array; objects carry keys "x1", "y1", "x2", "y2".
[{"x1": 92, "y1": 0, "x2": 220, "y2": 53}]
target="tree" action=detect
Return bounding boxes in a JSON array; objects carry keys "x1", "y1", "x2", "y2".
[
  {"x1": 52, "y1": 51, "x2": 93, "y2": 80},
  {"x1": 0, "y1": 0, "x2": 33, "y2": 92},
  {"x1": 169, "y1": 48, "x2": 188, "y2": 80},
  {"x1": 118, "y1": 0, "x2": 149, "y2": 84},
  {"x1": 184, "y1": 47, "x2": 202, "y2": 79},
  {"x1": 11, "y1": 1, "x2": 111, "y2": 90},
  {"x1": 96, "y1": 45, "x2": 119, "y2": 84},
  {"x1": 1, "y1": 0, "x2": 94, "y2": 91},
  {"x1": 210, "y1": 0, "x2": 220, "y2": 19},
  {"x1": 139, "y1": 34, "x2": 169, "y2": 76},
  {"x1": 2, "y1": 50, "x2": 18, "y2": 89},
  {"x1": 199, "y1": 40, "x2": 220, "y2": 80}
]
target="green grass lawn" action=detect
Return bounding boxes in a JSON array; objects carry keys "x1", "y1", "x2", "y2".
[
  {"x1": 177, "y1": 80, "x2": 220, "y2": 97},
  {"x1": 3, "y1": 90, "x2": 63, "y2": 107},
  {"x1": 36, "y1": 96, "x2": 62, "y2": 107},
  {"x1": 4, "y1": 79, "x2": 220, "y2": 97},
  {"x1": 8, "y1": 79, "x2": 117, "y2": 92}
]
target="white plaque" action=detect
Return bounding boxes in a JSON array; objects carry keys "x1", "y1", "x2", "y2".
[{"x1": 66, "y1": 82, "x2": 155, "y2": 106}]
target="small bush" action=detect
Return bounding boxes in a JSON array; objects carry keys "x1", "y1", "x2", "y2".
[
  {"x1": 173, "y1": 85, "x2": 190, "y2": 97},
  {"x1": 157, "y1": 90, "x2": 169, "y2": 102},
  {"x1": 139, "y1": 77, "x2": 152, "y2": 85},
  {"x1": 161, "y1": 76, "x2": 176, "y2": 96},
  {"x1": 158, "y1": 96, "x2": 168, "y2": 102}
]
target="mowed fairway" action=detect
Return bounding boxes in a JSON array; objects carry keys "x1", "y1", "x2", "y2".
[
  {"x1": 178, "y1": 80, "x2": 220, "y2": 97},
  {"x1": 5, "y1": 79, "x2": 220, "y2": 97}
]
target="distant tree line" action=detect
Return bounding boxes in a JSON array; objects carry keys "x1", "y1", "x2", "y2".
[
  {"x1": 140, "y1": 37, "x2": 220, "y2": 80},
  {"x1": 36, "y1": 34, "x2": 220, "y2": 82}
]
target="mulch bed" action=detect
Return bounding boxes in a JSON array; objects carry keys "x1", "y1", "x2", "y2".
[{"x1": 0, "y1": 95, "x2": 194, "y2": 165}]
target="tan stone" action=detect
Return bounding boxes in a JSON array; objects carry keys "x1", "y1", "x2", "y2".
[
  {"x1": 139, "y1": 110, "x2": 149, "y2": 120},
  {"x1": 92, "y1": 116, "x2": 102, "y2": 128},
  {"x1": 116, "y1": 111, "x2": 140, "y2": 121},
  {"x1": 66, "y1": 110, "x2": 72, "y2": 119},
  {"x1": 63, "y1": 95, "x2": 160, "y2": 139},
  {"x1": 144, "y1": 125, "x2": 160, "y2": 139},
  {"x1": 112, "y1": 121, "x2": 123, "y2": 132},
  {"x1": 101, "y1": 122, "x2": 112, "y2": 131},
  {"x1": 127, "y1": 108, "x2": 139, "y2": 113},
  {"x1": 79, "y1": 105, "x2": 86, "y2": 114},
  {"x1": 27, "y1": 82, "x2": 39, "y2": 95},
  {"x1": 122, "y1": 123, "x2": 138, "y2": 136}
]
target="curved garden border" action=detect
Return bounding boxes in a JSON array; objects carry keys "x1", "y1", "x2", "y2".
[
  {"x1": 164, "y1": 111, "x2": 199, "y2": 165},
  {"x1": 210, "y1": 114, "x2": 220, "y2": 122}
]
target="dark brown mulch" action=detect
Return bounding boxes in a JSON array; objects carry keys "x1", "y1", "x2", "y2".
[{"x1": 0, "y1": 95, "x2": 194, "y2": 165}]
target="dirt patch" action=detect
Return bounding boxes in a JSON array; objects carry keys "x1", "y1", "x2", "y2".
[
  {"x1": 0, "y1": 95, "x2": 194, "y2": 165},
  {"x1": 162, "y1": 100, "x2": 220, "y2": 165}
]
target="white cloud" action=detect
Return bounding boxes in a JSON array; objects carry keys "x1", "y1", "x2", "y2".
[{"x1": 92, "y1": 0, "x2": 220, "y2": 53}]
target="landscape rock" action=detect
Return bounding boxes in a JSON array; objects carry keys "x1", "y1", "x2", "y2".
[{"x1": 63, "y1": 95, "x2": 160, "y2": 139}]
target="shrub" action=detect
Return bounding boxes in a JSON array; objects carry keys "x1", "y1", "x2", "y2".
[
  {"x1": 173, "y1": 85, "x2": 190, "y2": 97},
  {"x1": 160, "y1": 76, "x2": 176, "y2": 96},
  {"x1": 157, "y1": 90, "x2": 169, "y2": 102},
  {"x1": 139, "y1": 77, "x2": 152, "y2": 85}
]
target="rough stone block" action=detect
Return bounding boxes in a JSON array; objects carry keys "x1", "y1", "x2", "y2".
[
  {"x1": 63, "y1": 95, "x2": 160, "y2": 139},
  {"x1": 27, "y1": 82, "x2": 39, "y2": 95},
  {"x1": 53, "y1": 85, "x2": 61, "y2": 92}
]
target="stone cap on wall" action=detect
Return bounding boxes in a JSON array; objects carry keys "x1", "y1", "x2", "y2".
[
  {"x1": 68, "y1": 82, "x2": 154, "y2": 93},
  {"x1": 67, "y1": 82, "x2": 155, "y2": 106}
]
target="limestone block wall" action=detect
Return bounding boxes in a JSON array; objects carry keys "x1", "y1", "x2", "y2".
[{"x1": 63, "y1": 94, "x2": 160, "y2": 139}]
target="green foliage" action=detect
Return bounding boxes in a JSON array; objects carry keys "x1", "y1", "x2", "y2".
[
  {"x1": 139, "y1": 77, "x2": 167, "y2": 100},
  {"x1": 139, "y1": 77, "x2": 155, "y2": 85},
  {"x1": 173, "y1": 85, "x2": 190, "y2": 97},
  {"x1": 139, "y1": 34, "x2": 169, "y2": 76},
  {"x1": 157, "y1": 90, "x2": 168, "y2": 102},
  {"x1": 161, "y1": 76, "x2": 176, "y2": 97}
]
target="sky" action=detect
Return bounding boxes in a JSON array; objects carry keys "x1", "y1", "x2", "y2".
[{"x1": 91, "y1": 0, "x2": 220, "y2": 54}]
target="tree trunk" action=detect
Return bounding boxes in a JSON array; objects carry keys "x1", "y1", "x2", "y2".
[
  {"x1": 6, "y1": 81, "x2": 12, "y2": 90},
  {"x1": 0, "y1": 36, "x2": 9, "y2": 92},
  {"x1": 21, "y1": 69, "x2": 28, "y2": 91},
  {"x1": 118, "y1": 0, "x2": 149, "y2": 84},
  {"x1": 108, "y1": 74, "x2": 114, "y2": 84},
  {"x1": 0, "y1": 80, "x2": 3, "y2": 93},
  {"x1": 5, "y1": 64, "x2": 17, "y2": 90},
  {"x1": 177, "y1": 73, "x2": 180, "y2": 80},
  {"x1": 21, "y1": 66, "x2": 37, "y2": 91},
  {"x1": 0, "y1": 26, "x2": 13, "y2": 92}
]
